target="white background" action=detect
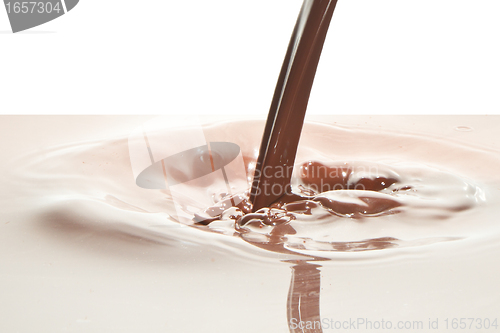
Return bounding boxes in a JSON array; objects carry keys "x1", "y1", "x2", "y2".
[{"x1": 1, "y1": 0, "x2": 499, "y2": 115}]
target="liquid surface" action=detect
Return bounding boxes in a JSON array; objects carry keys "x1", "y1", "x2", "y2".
[
  {"x1": 163, "y1": 121, "x2": 491, "y2": 260},
  {"x1": 198, "y1": 158, "x2": 483, "y2": 254},
  {"x1": 3, "y1": 116, "x2": 500, "y2": 332},
  {"x1": 9, "y1": 118, "x2": 500, "y2": 258}
]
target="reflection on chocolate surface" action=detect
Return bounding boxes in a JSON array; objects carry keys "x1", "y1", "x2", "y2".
[{"x1": 287, "y1": 262, "x2": 323, "y2": 333}]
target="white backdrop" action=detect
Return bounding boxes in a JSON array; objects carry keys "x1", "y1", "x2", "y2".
[{"x1": 1, "y1": 0, "x2": 499, "y2": 115}]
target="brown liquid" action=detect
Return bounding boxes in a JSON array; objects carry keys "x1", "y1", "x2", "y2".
[
  {"x1": 250, "y1": 0, "x2": 338, "y2": 211},
  {"x1": 196, "y1": 161, "x2": 405, "y2": 227}
]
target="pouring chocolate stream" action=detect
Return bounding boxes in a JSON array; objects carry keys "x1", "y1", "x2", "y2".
[{"x1": 250, "y1": 0, "x2": 339, "y2": 211}]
